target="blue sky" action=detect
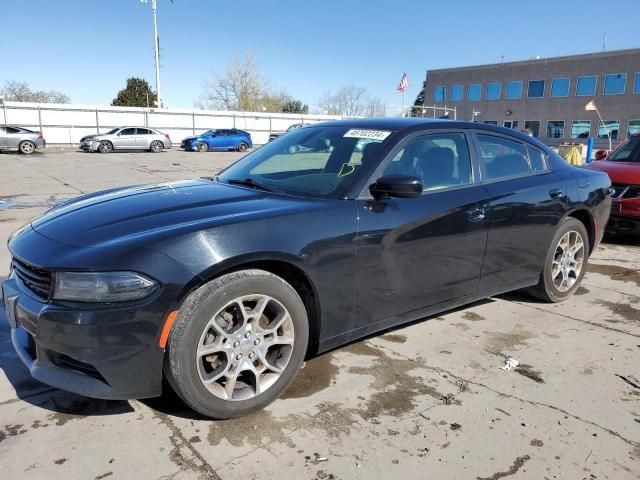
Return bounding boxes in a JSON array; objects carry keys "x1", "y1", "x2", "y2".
[{"x1": 1, "y1": 0, "x2": 638, "y2": 111}]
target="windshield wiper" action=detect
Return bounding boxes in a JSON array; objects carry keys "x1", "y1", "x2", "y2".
[{"x1": 226, "y1": 178, "x2": 275, "y2": 192}]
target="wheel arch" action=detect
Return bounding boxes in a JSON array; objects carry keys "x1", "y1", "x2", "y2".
[
  {"x1": 175, "y1": 254, "x2": 322, "y2": 357},
  {"x1": 564, "y1": 208, "x2": 596, "y2": 255}
]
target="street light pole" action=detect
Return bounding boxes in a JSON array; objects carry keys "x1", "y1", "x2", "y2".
[{"x1": 151, "y1": 0, "x2": 161, "y2": 108}]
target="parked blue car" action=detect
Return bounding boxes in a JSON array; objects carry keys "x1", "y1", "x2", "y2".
[{"x1": 181, "y1": 129, "x2": 252, "y2": 152}]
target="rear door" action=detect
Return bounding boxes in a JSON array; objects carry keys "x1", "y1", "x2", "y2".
[
  {"x1": 0, "y1": 127, "x2": 6, "y2": 148},
  {"x1": 472, "y1": 132, "x2": 567, "y2": 296},
  {"x1": 355, "y1": 130, "x2": 489, "y2": 328},
  {"x1": 135, "y1": 128, "x2": 153, "y2": 149},
  {"x1": 113, "y1": 128, "x2": 137, "y2": 149}
]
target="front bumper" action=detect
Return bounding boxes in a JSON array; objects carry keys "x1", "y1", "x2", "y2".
[
  {"x1": 80, "y1": 141, "x2": 99, "y2": 152},
  {"x1": 1, "y1": 273, "x2": 166, "y2": 399}
]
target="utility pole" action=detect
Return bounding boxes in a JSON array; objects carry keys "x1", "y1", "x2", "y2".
[{"x1": 142, "y1": 0, "x2": 162, "y2": 107}]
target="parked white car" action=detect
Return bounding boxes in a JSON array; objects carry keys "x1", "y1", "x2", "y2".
[{"x1": 80, "y1": 127, "x2": 172, "y2": 153}]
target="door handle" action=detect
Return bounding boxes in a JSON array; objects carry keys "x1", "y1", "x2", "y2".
[
  {"x1": 467, "y1": 207, "x2": 486, "y2": 222},
  {"x1": 549, "y1": 189, "x2": 565, "y2": 199}
]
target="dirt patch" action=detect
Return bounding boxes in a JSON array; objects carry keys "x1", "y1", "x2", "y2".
[
  {"x1": 54, "y1": 458, "x2": 67, "y2": 465},
  {"x1": 45, "y1": 396, "x2": 131, "y2": 426},
  {"x1": 282, "y1": 352, "x2": 338, "y2": 399},
  {"x1": 530, "y1": 439, "x2": 544, "y2": 447},
  {"x1": 381, "y1": 333, "x2": 407, "y2": 343},
  {"x1": 485, "y1": 329, "x2": 536, "y2": 356},
  {"x1": 208, "y1": 410, "x2": 296, "y2": 448},
  {"x1": 514, "y1": 364, "x2": 545, "y2": 383},
  {"x1": 476, "y1": 454, "x2": 531, "y2": 480},
  {"x1": 594, "y1": 299, "x2": 640, "y2": 323},
  {"x1": 575, "y1": 286, "x2": 590, "y2": 295},
  {"x1": 463, "y1": 311, "x2": 485, "y2": 321},
  {"x1": 588, "y1": 263, "x2": 640, "y2": 287}
]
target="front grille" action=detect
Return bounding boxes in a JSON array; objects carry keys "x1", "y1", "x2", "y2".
[
  {"x1": 611, "y1": 184, "x2": 640, "y2": 200},
  {"x1": 12, "y1": 257, "x2": 52, "y2": 299}
]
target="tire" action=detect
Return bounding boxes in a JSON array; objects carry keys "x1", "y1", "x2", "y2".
[
  {"x1": 238, "y1": 142, "x2": 248, "y2": 152},
  {"x1": 527, "y1": 217, "x2": 589, "y2": 303},
  {"x1": 149, "y1": 140, "x2": 164, "y2": 153},
  {"x1": 164, "y1": 269, "x2": 309, "y2": 419},
  {"x1": 98, "y1": 140, "x2": 113, "y2": 153},
  {"x1": 19, "y1": 141, "x2": 36, "y2": 155},
  {"x1": 197, "y1": 142, "x2": 208, "y2": 152}
]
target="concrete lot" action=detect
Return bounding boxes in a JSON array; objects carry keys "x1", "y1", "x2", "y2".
[{"x1": 0, "y1": 148, "x2": 639, "y2": 480}]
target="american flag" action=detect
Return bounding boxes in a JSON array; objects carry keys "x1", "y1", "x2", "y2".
[{"x1": 396, "y1": 73, "x2": 409, "y2": 92}]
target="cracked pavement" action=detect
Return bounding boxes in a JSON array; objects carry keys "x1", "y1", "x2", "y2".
[{"x1": 0, "y1": 149, "x2": 638, "y2": 479}]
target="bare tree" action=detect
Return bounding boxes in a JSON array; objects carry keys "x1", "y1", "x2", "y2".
[
  {"x1": 3, "y1": 80, "x2": 70, "y2": 103},
  {"x1": 366, "y1": 97, "x2": 385, "y2": 117},
  {"x1": 318, "y1": 86, "x2": 371, "y2": 117},
  {"x1": 196, "y1": 52, "x2": 268, "y2": 111}
]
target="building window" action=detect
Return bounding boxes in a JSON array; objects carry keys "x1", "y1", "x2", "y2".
[
  {"x1": 603, "y1": 73, "x2": 627, "y2": 95},
  {"x1": 528, "y1": 80, "x2": 545, "y2": 98},
  {"x1": 524, "y1": 120, "x2": 540, "y2": 137},
  {"x1": 503, "y1": 120, "x2": 519, "y2": 130},
  {"x1": 571, "y1": 120, "x2": 591, "y2": 139},
  {"x1": 598, "y1": 120, "x2": 620, "y2": 140},
  {"x1": 547, "y1": 121, "x2": 564, "y2": 138},
  {"x1": 506, "y1": 81, "x2": 522, "y2": 99},
  {"x1": 468, "y1": 83, "x2": 482, "y2": 101},
  {"x1": 551, "y1": 78, "x2": 570, "y2": 97},
  {"x1": 634, "y1": 73, "x2": 640, "y2": 94},
  {"x1": 628, "y1": 120, "x2": 640, "y2": 137},
  {"x1": 486, "y1": 82, "x2": 501, "y2": 100},
  {"x1": 434, "y1": 86, "x2": 446, "y2": 102},
  {"x1": 451, "y1": 84, "x2": 464, "y2": 102},
  {"x1": 576, "y1": 75, "x2": 597, "y2": 96},
  {"x1": 483, "y1": 121, "x2": 498, "y2": 125}
]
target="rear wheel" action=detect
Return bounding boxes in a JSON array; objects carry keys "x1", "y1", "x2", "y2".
[
  {"x1": 527, "y1": 217, "x2": 589, "y2": 303},
  {"x1": 164, "y1": 269, "x2": 309, "y2": 419},
  {"x1": 197, "y1": 142, "x2": 208, "y2": 152},
  {"x1": 238, "y1": 142, "x2": 248, "y2": 152},
  {"x1": 19, "y1": 141, "x2": 35, "y2": 154},
  {"x1": 150, "y1": 140, "x2": 164, "y2": 153},
  {"x1": 98, "y1": 140, "x2": 113, "y2": 153}
]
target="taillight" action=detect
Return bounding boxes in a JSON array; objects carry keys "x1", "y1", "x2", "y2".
[
  {"x1": 164, "y1": 134, "x2": 170, "y2": 140},
  {"x1": 37, "y1": 134, "x2": 43, "y2": 140}
]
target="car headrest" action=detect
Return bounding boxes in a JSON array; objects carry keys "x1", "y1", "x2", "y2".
[
  {"x1": 487, "y1": 154, "x2": 529, "y2": 178},
  {"x1": 361, "y1": 142, "x2": 382, "y2": 167}
]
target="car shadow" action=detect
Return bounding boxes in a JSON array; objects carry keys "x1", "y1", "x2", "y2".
[{"x1": 601, "y1": 233, "x2": 640, "y2": 247}]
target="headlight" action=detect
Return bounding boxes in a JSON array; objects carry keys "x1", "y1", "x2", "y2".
[{"x1": 53, "y1": 271, "x2": 159, "y2": 302}]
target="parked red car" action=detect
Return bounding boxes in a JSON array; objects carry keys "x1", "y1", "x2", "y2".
[{"x1": 588, "y1": 134, "x2": 640, "y2": 235}]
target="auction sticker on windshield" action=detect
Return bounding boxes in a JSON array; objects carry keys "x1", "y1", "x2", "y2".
[{"x1": 343, "y1": 129, "x2": 392, "y2": 141}]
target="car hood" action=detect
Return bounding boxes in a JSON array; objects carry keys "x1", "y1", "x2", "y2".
[
  {"x1": 181, "y1": 136, "x2": 201, "y2": 143},
  {"x1": 587, "y1": 161, "x2": 640, "y2": 185},
  {"x1": 31, "y1": 179, "x2": 314, "y2": 248},
  {"x1": 81, "y1": 134, "x2": 100, "y2": 141}
]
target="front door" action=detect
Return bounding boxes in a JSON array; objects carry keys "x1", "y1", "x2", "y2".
[
  {"x1": 355, "y1": 131, "x2": 489, "y2": 329},
  {"x1": 113, "y1": 128, "x2": 137, "y2": 149}
]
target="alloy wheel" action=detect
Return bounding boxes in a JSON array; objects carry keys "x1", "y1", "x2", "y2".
[
  {"x1": 195, "y1": 294, "x2": 295, "y2": 401},
  {"x1": 20, "y1": 141, "x2": 35, "y2": 154},
  {"x1": 551, "y1": 230, "x2": 584, "y2": 292},
  {"x1": 238, "y1": 142, "x2": 248, "y2": 152},
  {"x1": 150, "y1": 140, "x2": 163, "y2": 153}
]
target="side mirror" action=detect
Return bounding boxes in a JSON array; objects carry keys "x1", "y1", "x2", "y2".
[
  {"x1": 594, "y1": 150, "x2": 608, "y2": 160},
  {"x1": 369, "y1": 175, "x2": 422, "y2": 199}
]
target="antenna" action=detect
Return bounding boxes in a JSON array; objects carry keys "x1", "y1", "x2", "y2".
[{"x1": 602, "y1": 32, "x2": 607, "y2": 51}]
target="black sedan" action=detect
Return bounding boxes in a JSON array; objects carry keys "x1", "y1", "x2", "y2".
[{"x1": 1, "y1": 119, "x2": 611, "y2": 418}]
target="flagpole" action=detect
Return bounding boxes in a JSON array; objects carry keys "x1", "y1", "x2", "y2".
[{"x1": 401, "y1": 91, "x2": 405, "y2": 117}]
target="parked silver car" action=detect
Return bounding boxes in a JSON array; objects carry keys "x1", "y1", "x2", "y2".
[
  {"x1": 80, "y1": 127, "x2": 172, "y2": 153},
  {"x1": 0, "y1": 125, "x2": 46, "y2": 154}
]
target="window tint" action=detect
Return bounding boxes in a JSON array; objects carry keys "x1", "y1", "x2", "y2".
[
  {"x1": 383, "y1": 133, "x2": 472, "y2": 191},
  {"x1": 477, "y1": 134, "x2": 530, "y2": 180},
  {"x1": 551, "y1": 78, "x2": 570, "y2": 97},
  {"x1": 524, "y1": 120, "x2": 540, "y2": 137},
  {"x1": 506, "y1": 81, "x2": 522, "y2": 99},
  {"x1": 434, "y1": 86, "x2": 446, "y2": 102},
  {"x1": 598, "y1": 120, "x2": 620, "y2": 140},
  {"x1": 136, "y1": 128, "x2": 152, "y2": 135},
  {"x1": 468, "y1": 83, "x2": 481, "y2": 101},
  {"x1": 571, "y1": 120, "x2": 591, "y2": 139},
  {"x1": 5, "y1": 126, "x2": 21, "y2": 134},
  {"x1": 451, "y1": 84, "x2": 464, "y2": 101},
  {"x1": 546, "y1": 121, "x2": 564, "y2": 139},
  {"x1": 634, "y1": 73, "x2": 640, "y2": 94},
  {"x1": 528, "y1": 80, "x2": 545, "y2": 98},
  {"x1": 120, "y1": 128, "x2": 136, "y2": 135},
  {"x1": 604, "y1": 73, "x2": 626, "y2": 95},
  {"x1": 526, "y1": 146, "x2": 548, "y2": 172},
  {"x1": 0, "y1": 127, "x2": 5, "y2": 134},
  {"x1": 607, "y1": 137, "x2": 640, "y2": 162},
  {"x1": 486, "y1": 82, "x2": 501, "y2": 100},
  {"x1": 628, "y1": 120, "x2": 640, "y2": 137},
  {"x1": 576, "y1": 75, "x2": 597, "y2": 96}
]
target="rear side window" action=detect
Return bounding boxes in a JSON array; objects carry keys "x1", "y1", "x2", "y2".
[
  {"x1": 383, "y1": 132, "x2": 473, "y2": 191},
  {"x1": 136, "y1": 128, "x2": 152, "y2": 135},
  {"x1": 526, "y1": 145, "x2": 548, "y2": 172},
  {"x1": 476, "y1": 134, "x2": 530, "y2": 180},
  {"x1": 5, "y1": 127, "x2": 21, "y2": 134}
]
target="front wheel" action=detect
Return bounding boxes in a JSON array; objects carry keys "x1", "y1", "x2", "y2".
[
  {"x1": 196, "y1": 142, "x2": 208, "y2": 152},
  {"x1": 238, "y1": 142, "x2": 248, "y2": 152},
  {"x1": 98, "y1": 141, "x2": 113, "y2": 153},
  {"x1": 527, "y1": 217, "x2": 589, "y2": 303},
  {"x1": 19, "y1": 141, "x2": 36, "y2": 154},
  {"x1": 149, "y1": 140, "x2": 164, "y2": 153},
  {"x1": 164, "y1": 270, "x2": 309, "y2": 419}
]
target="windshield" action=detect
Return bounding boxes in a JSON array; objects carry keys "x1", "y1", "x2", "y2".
[
  {"x1": 105, "y1": 127, "x2": 120, "y2": 135},
  {"x1": 199, "y1": 130, "x2": 215, "y2": 137},
  {"x1": 607, "y1": 137, "x2": 640, "y2": 163},
  {"x1": 217, "y1": 125, "x2": 394, "y2": 199}
]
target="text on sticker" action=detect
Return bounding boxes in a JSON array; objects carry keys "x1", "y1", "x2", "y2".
[{"x1": 343, "y1": 129, "x2": 392, "y2": 140}]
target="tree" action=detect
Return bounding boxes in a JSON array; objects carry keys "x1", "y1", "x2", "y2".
[
  {"x1": 196, "y1": 51, "x2": 268, "y2": 111},
  {"x1": 3, "y1": 80, "x2": 70, "y2": 103},
  {"x1": 111, "y1": 78, "x2": 157, "y2": 107},
  {"x1": 410, "y1": 81, "x2": 426, "y2": 117},
  {"x1": 318, "y1": 86, "x2": 371, "y2": 117},
  {"x1": 281, "y1": 98, "x2": 309, "y2": 114},
  {"x1": 366, "y1": 97, "x2": 385, "y2": 117}
]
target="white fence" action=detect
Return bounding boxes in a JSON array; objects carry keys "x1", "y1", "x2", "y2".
[{"x1": 0, "y1": 101, "x2": 344, "y2": 145}]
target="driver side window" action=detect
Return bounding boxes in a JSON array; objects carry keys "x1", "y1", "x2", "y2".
[{"x1": 383, "y1": 132, "x2": 473, "y2": 191}]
